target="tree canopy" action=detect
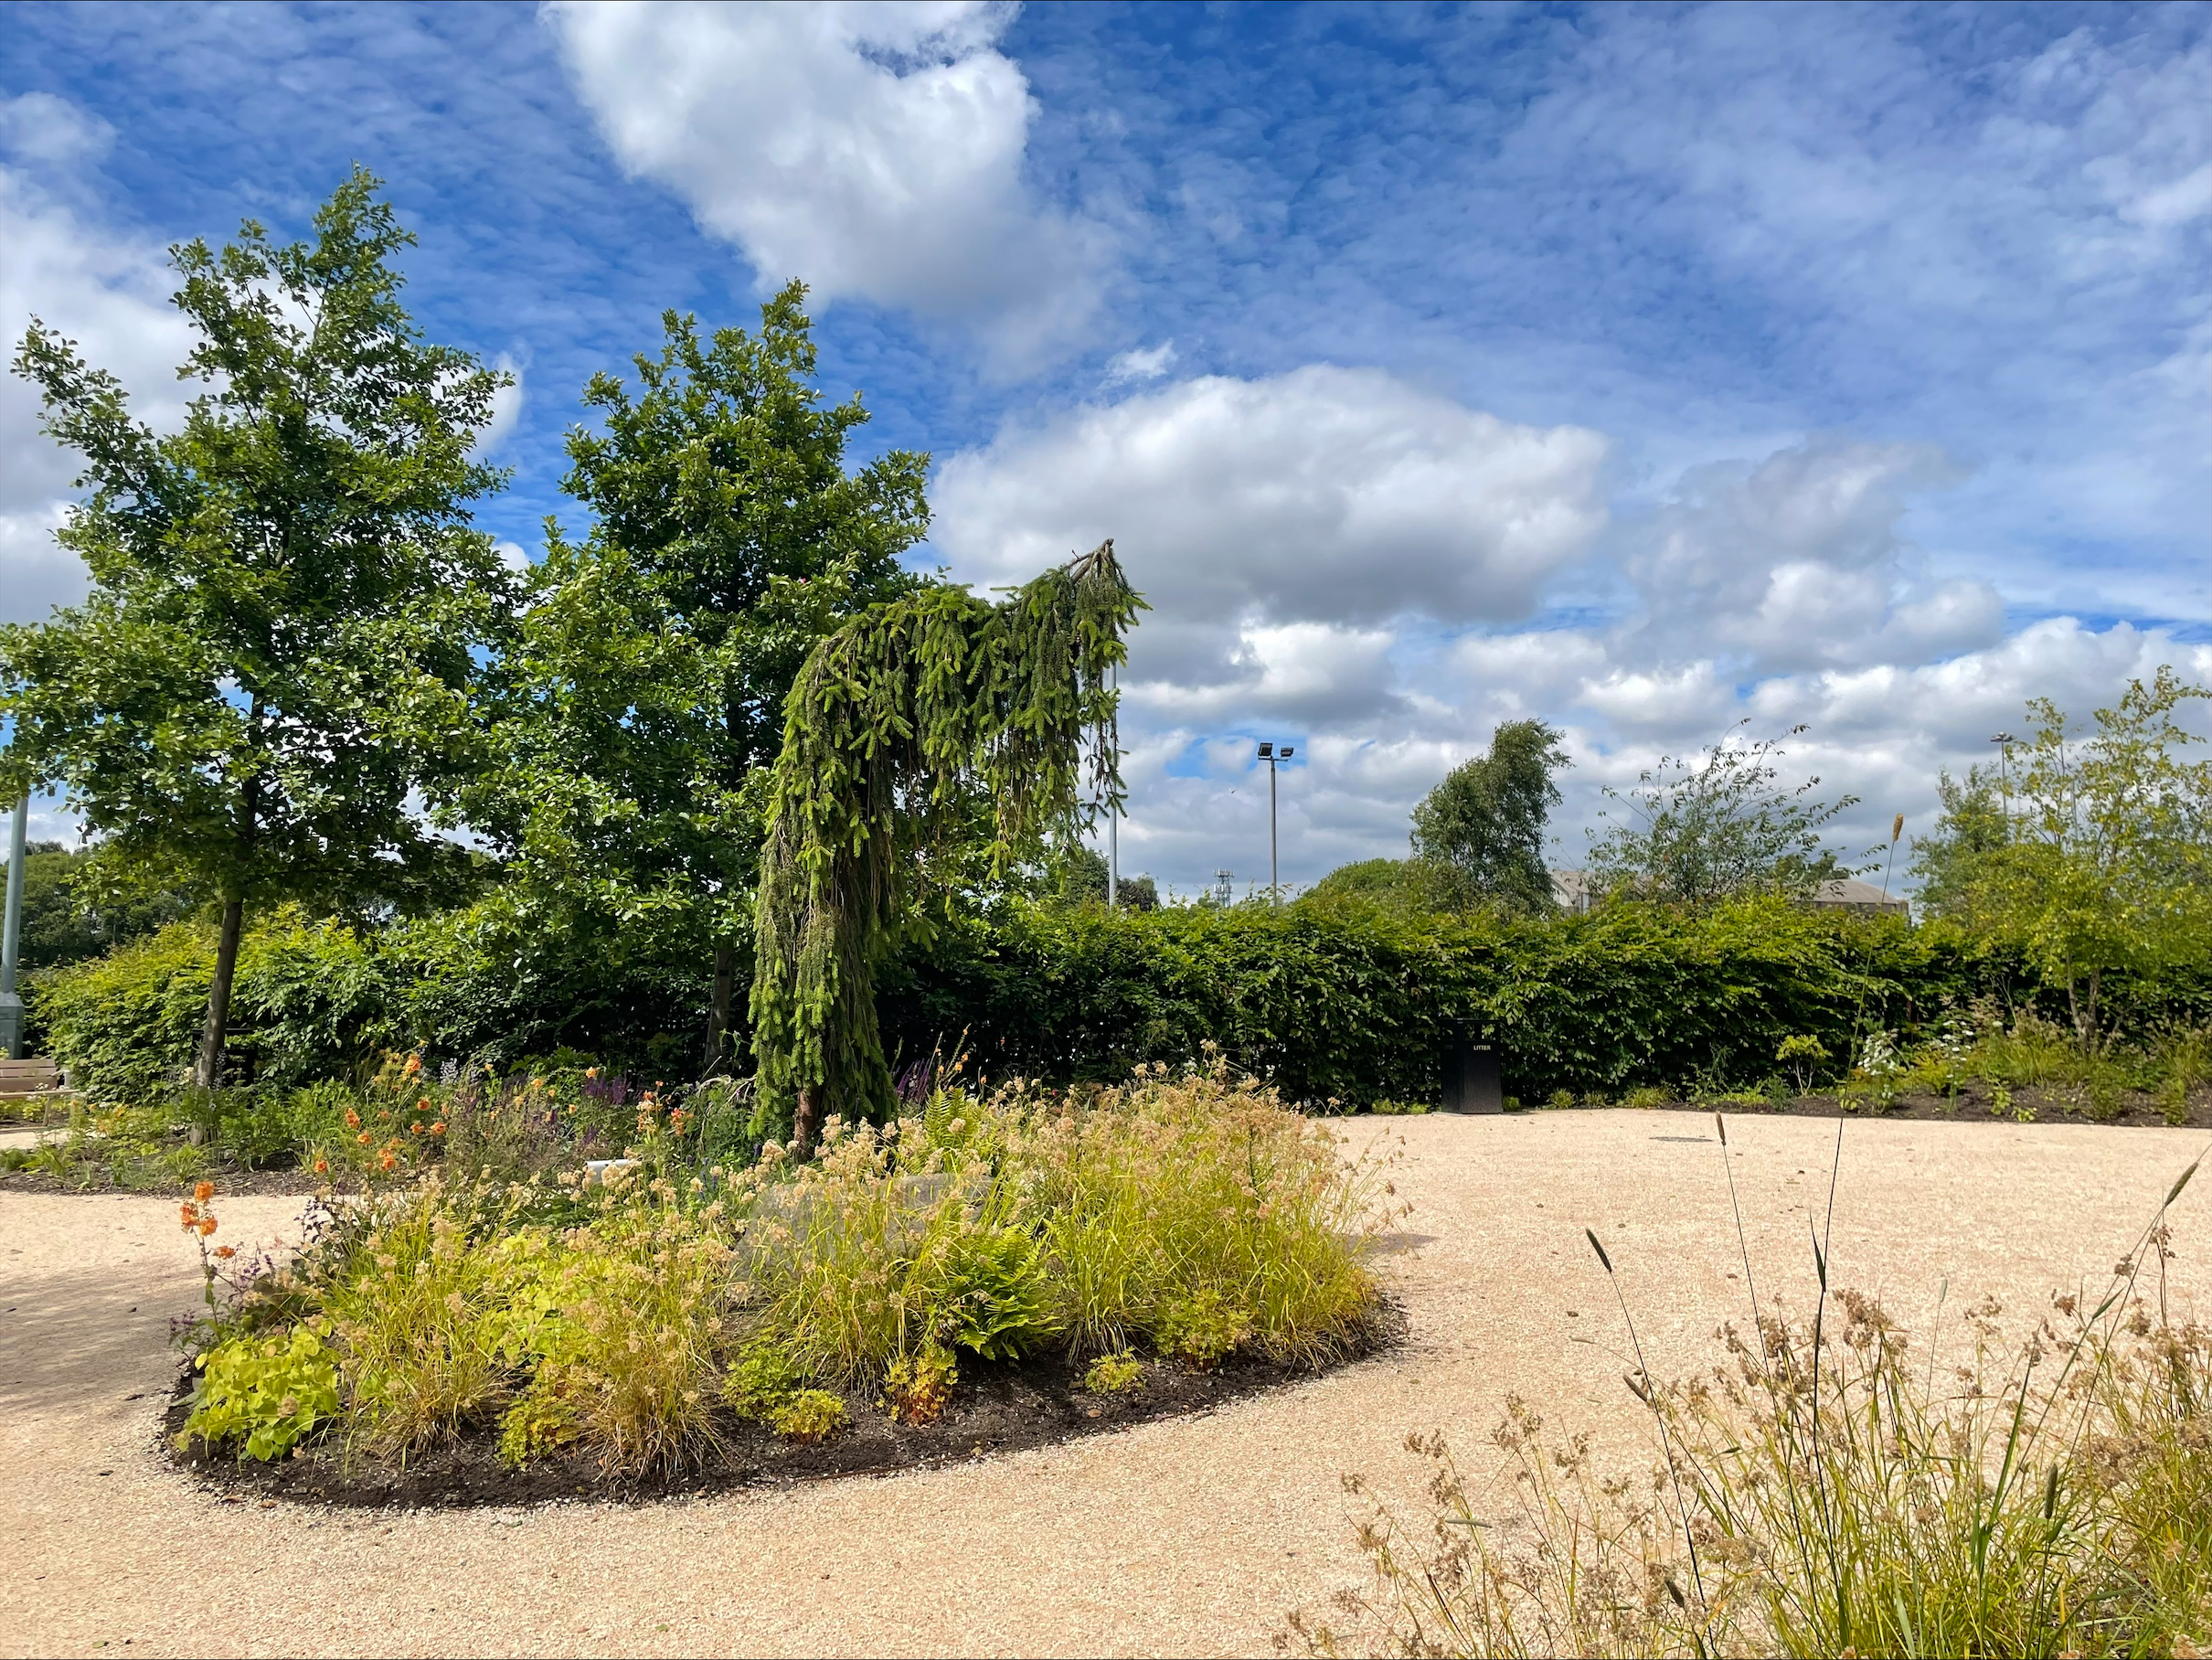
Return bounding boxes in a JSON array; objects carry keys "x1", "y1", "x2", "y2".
[
  {"x1": 1410, "y1": 718, "x2": 1569, "y2": 913},
  {"x1": 1, "y1": 167, "x2": 514, "y2": 1084},
  {"x1": 473, "y1": 289, "x2": 929, "y2": 1066},
  {"x1": 1911, "y1": 669, "x2": 2212, "y2": 1046},
  {"x1": 1586, "y1": 723, "x2": 1857, "y2": 905}
]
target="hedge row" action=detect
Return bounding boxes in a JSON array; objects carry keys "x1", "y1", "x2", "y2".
[
  {"x1": 37, "y1": 891, "x2": 2208, "y2": 1108},
  {"x1": 880, "y1": 897, "x2": 1966, "y2": 1104}
]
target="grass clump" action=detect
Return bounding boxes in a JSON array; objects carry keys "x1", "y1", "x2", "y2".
[
  {"x1": 170, "y1": 1058, "x2": 1388, "y2": 1484},
  {"x1": 1299, "y1": 1133, "x2": 2211, "y2": 1658}
]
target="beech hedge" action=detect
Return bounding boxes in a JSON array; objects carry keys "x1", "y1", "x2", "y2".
[
  {"x1": 35, "y1": 890, "x2": 2204, "y2": 1108},
  {"x1": 878, "y1": 895, "x2": 1964, "y2": 1105}
]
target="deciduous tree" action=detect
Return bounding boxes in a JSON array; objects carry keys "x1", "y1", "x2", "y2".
[
  {"x1": 1, "y1": 169, "x2": 513, "y2": 1086},
  {"x1": 478, "y1": 290, "x2": 928, "y2": 1070},
  {"x1": 1410, "y1": 719, "x2": 1569, "y2": 913}
]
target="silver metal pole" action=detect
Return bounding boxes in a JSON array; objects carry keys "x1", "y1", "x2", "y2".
[
  {"x1": 1106, "y1": 665, "x2": 1118, "y2": 910},
  {"x1": 0, "y1": 794, "x2": 27, "y2": 1058},
  {"x1": 1268, "y1": 754, "x2": 1278, "y2": 904}
]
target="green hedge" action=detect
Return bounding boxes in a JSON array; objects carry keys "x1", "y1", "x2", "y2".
[
  {"x1": 878, "y1": 895, "x2": 1968, "y2": 1105},
  {"x1": 37, "y1": 888, "x2": 2209, "y2": 1108},
  {"x1": 35, "y1": 910, "x2": 391, "y2": 1099}
]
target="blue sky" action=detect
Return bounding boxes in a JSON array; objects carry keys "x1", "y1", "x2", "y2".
[{"x1": 3, "y1": 1, "x2": 2207, "y2": 890}]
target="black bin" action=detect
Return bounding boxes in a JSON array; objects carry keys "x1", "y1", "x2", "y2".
[{"x1": 1441, "y1": 1036, "x2": 1503, "y2": 1114}]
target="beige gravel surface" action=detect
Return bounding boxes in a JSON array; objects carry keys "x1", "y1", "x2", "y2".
[{"x1": 3, "y1": 1109, "x2": 2207, "y2": 1659}]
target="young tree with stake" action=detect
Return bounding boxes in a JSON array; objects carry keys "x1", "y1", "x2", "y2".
[{"x1": 0, "y1": 170, "x2": 514, "y2": 1087}]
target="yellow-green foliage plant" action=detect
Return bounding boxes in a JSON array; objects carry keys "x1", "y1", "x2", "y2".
[{"x1": 181, "y1": 1318, "x2": 342, "y2": 1462}]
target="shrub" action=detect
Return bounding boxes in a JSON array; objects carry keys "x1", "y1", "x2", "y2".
[
  {"x1": 180, "y1": 1319, "x2": 341, "y2": 1462},
  {"x1": 37, "y1": 911, "x2": 391, "y2": 1099},
  {"x1": 1082, "y1": 1351, "x2": 1144, "y2": 1394}
]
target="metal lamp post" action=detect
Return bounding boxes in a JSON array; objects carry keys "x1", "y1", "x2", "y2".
[
  {"x1": 1990, "y1": 732, "x2": 2015, "y2": 823},
  {"x1": 1256, "y1": 741, "x2": 1294, "y2": 903},
  {"x1": 0, "y1": 794, "x2": 26, "y2": 1059},
  {"x1": 1106, "y1": 664, "x2": 1119, "y2": 910}
]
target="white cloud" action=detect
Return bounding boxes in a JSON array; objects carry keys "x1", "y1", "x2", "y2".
[
  {"x1": 932, "y1": 365, "x2": 1611, "y2": 650},
  {"x1": 0, "y1": 91, "x2": 113, "y2": 168},
  {"x1": 546, "y1": 0, "x2": 1105, "y2": 367},
  {"x1": 0, "y1": 139, "x2": 195, "y2": 625},
  {"x1": 478, "y1": 356, "x2": 526, "y2": 456},
  {"x1": 1103, "y1": 340, "x2": 1176, "y2": 384},
  {"x1": 989, "y1": 387, "x2": 2208, "y2": 893}
]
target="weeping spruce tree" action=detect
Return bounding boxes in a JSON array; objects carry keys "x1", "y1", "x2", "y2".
[
  {"x1": 0, "y1": 170, "x2": 512, "y2": 1087},
  {"x1": 751, "y1": 541, "x2": 1141, "y2": 1155}
]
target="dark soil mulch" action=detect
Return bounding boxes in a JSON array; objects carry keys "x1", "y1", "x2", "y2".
[{"x1": 164, "y1": 1315, "x2": 1402, "y2": 1510}]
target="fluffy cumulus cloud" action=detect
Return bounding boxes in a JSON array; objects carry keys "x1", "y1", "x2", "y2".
[
  {"x1": 936, "y1": 370, "x2": 2207, "y2": 893},
  {"x1": 0, "y1": 97, "x2": 197, "y2": 626},
  {"x1": 934, "y1": 365, "x2": 1611, "y2": 632},
  {"x1": 546, "y1": 0, "x2": 1105, "y2": 367}
]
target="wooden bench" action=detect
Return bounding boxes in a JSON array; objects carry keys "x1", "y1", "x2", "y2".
[{"x1": 0, "y1": 1059, "x2": 59, "y2": 1095}]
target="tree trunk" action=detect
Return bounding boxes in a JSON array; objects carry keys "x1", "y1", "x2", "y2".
[
  {"x1": 196, "y1": 897, "x2": 245, "y2": 1091},
  {"x1": 704, "y1": 942, "x2": 736, "y2": 1074},
  {"x1": 793, "y1": 1082, "x2": 824, "y2": 1160}
]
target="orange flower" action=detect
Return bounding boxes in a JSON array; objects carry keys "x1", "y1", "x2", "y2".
[
  {"x1": 356, "y1": 1132, "x2": 372, "y2": 1145},
  {"x1": 197, "y1": 1217, "x2": 218, "y2": 1238},
  {"x1": 213, "y1": 1245, "x2": 236, "y2": 1260},
  {"x1": 344, "y1": 1109, "x2": 361, "y2": 1129},
  {"x1": 179, "y1": 1202, "x2": 198, "y2": 1230},
  {"x1": 417, "y1": 1097, "x2": 431, "y2": 1113},
  {"x1": 193, "y1": 1180, "x2": 216, "y2": 1203},
  {"x1": 314, "y1": 1158, "x2": 330, "y2": 1175},
  {"x1": 430, "y1": 1122, "x2": 445, "y2": 1137},
  {"x1": 403, "y1": 1054, "x2": 421, "y2": 1077},
  {"x1": 378, "y1": 1152, "x2": 398, "y2": 1173},
  {"x1": 585, "y1": 1067, "x2": 599, "y2": 1080},
  {"x1": 409, "y1": 1122, "x2": 423, "y2": 1136}
]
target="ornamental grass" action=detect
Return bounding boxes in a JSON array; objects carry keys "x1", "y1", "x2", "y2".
[
  {"x1": 1297, "y1": 1131, "x2": 2211, "y2": 1659},
  {"x1": 175, "y1": 1057, "x2": 1389, "y2": 1480}
]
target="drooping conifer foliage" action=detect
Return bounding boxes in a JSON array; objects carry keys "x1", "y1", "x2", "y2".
[{"x1": 750, "y1": 541, "x2": 1142, "y2": 1152}]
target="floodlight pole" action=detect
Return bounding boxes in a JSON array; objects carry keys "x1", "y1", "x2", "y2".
[
  {"x1": 1256, "y1": 741, "x2": 1294, "y2": 904},
  {"x1": 1990, "y1": 732, "x2": 2015, "y2": 826},
  {"x1": 1107, "y1": 664, "x2": 1119, "y2": 911},
  {"x1": 0, "y1": 794, "x2": 26, "y2": 1059}
]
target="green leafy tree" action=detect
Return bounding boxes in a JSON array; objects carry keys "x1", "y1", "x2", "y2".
[
  {"x1": 479, "y1": 290, "x2": 929, "y2": 1070},
  {"x1": 1, "y1": 169, "x2": 513, "y2": 1086},
  {"x1": 1410, "y1": 719, "x2": 1569, "y2": 913},
  {"x1": 1587, "y1": 723, "x2": 1858, "y2": 905},
  {"x1": 1928, "y1": 670, "x2": 2212, "y2": 1048},
  {"x1": 752, "y1": 541, "x2": 1141, "y2": 1154},
  {"x1": 2, "y1": 840, "x2": 192, "y2": 972},
  {"x1": 1907, "y1": 764, "x2": 2009, "y2": 914},
  {"x1": 1304, "y1": 857, "x2": 1478, "y2": 914}
]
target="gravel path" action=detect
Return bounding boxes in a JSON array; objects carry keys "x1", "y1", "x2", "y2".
[{"x1": 4, "y1": 1110, "x2": 2207, "y2": 1658}]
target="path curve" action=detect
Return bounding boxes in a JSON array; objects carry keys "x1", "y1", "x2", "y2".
[{"x1": 3, "y1": 1111, "x2": 2207, "y2": 1658}]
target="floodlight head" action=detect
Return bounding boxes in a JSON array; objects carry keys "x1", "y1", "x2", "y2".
[
  {"x1": 1256, "y1": 741, "x2": 1272, "y2": 758},
  {"x1": 1281, "y1": 746, "x2": 1295, "y2": 760},
  {"x1": 1990, "y1": 732, "x2": 2016, "y2": 745}
]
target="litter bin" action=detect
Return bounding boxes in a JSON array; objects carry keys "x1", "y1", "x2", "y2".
[{"x1": 1441, "y1": 1031, "x2": 1503, "y2": 1114}]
